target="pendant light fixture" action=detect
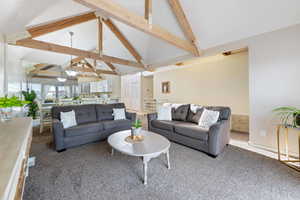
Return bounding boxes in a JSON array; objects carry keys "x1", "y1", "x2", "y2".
[{"x1": 65, "y1": 31, "x2": 78, "y2": 77}]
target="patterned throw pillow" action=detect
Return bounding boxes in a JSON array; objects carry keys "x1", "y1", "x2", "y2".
[
  {"x1": 60, "y1": 110, "x2": 77, "y2": 129},
  {"x1": 198, "y1": 109, "x2": 220, "y2": 130},
  {"x1": 172, "y1": 104, "x2": 189, "y2": 121},
  {"x1": 187, "y1": 104, "x2": 203, "y2": 123},
  {"x1": 157, "y1": 105, "x2": 172, "y2": 120},
  {"x1": 113, "y1": 108, "x2": 126, "y2": 120}
]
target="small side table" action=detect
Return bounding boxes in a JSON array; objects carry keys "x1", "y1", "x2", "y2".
[{"x1": 276, "y1": 124, "x2": 300, "y2": 171}]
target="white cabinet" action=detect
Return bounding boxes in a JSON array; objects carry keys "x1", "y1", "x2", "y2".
[{"x1": 90, "y1": 80, "x2": 112, "y2": 93}]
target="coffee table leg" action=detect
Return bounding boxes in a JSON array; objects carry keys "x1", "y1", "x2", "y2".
[
  {"x1": 143, "y1": 157, "x2": 149, "y2": 185},
  {"x1": 166, "y1": 150, "x2": 170, "y2": 169},
  {"x1": 111, "y1": 148, "x2": 114, "y2": 156}
]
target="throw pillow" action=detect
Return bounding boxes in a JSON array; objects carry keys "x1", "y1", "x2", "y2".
[
  {"x1": 113, "y1": 108, "x2": 126, "y2": 120},
  {"x1": 190, "y1": 104, "x2": 202, "y2": 113},
  {"x1": 187, "y1": 104, "x2": 203, "y2": 123},
  {"x1": 60, "y1": 110, "x2": 77, "y2": 129},
  {"x1": 157, "y1": 105, "x2": 172, "y2": 120},
  {"x1": 172, "y1": 104, "x2": 189, "y2": 121},
  {"x1": 198, "y1": 109, "x2": 220, "y2": 130}
]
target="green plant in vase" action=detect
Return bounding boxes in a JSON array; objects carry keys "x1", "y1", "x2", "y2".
[
  {"x1": 273, "y1": 106, "x2": 300, "y2": 127},
  {"x1": 0, "y1": 96, "x2": 29, "y2": 121},
  {"x1": 131, "y1": 119, "x2": 142, "y2": 137},
  {"x1": 22, "y1": 90, "x2": 39, "y2": 119}
]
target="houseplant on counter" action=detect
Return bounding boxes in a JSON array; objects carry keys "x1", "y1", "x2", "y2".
[
  {"x1": 22, "y1": 90, "x2": 39, "y2": 121},
  {"x1": 273, "y1": 106, "x2": 300, "y2": 127},
  {"x1": 0, "y1": 96, "x2": 28, "y2": 121}
]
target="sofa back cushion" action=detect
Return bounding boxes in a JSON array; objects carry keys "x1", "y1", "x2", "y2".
[
  {"x1": 95, "y1": 103, "x2": 125, "y2": 121},
  {"x1": 51, "y1": 104, "x2": 97, "y2": 125},
  {"x1": 171, "y1": 104, "x2": 190, "y2": 121},
  {"x1": 186, "y1": 105, "x2": 231, "y2": 123}
]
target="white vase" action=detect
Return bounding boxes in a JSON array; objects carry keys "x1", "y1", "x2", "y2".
[
  {"x1": 131, "y1": 127, "x2": 142, "y2": 137},
  {"x1": 32, "y1": 119, "x2": 40, "y2": 127},
  {"x1": 0, "y1": 107, "x2": 12, "y2": 121}
]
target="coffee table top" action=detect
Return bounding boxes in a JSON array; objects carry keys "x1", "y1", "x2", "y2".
[{"x1": 108, "y1": 130, "x2": 170, "y2": 157}]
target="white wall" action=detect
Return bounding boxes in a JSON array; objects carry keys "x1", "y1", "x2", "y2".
[
  {"x1": 0, "y1": 39, "x2": 27, "y2": 97},
  {"x1": 6, "y1": 46, "x2": 26, "y2": 96},
  {"x1": 0, "y1": 34, "x2": 4, "y2": 96},
  {"x1": 121, "y1": 73, "x2": 142, "y2": 111},
  {"x1": 248, "y1": 25, "x2": 300, "y2": 153},
  {"x1": 153, "y1": 52, "x2": 249, "y2": 115}
]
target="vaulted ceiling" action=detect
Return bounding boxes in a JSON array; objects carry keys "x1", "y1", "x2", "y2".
[{"x1": 1, "y1": 0, "x2": 300, "y2": 74}]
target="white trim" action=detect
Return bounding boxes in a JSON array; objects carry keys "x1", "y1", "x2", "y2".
[
  {"x1": 5, "y1": 31, "x2": 31, "y2": 45},
  {"x1": 248, "y1": 141, "x2": 299, "y2": 158}
]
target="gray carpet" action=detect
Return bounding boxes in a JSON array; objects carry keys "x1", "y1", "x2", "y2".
[{"x1": 24, "y1": 141, "x2": 300, "y2": 200}]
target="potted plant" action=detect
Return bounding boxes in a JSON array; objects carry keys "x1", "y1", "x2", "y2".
[
  {"x1": 131, "y1": 119, "x2": 142, "y2": 138},
  {"x1": 0, "y1": 96, "x2": 28, "y2": 121},
  {"x1": 22, "y1": 90, "x2": 39, "y2": 120},
  {"x1": 273, "y1": 106, "x2": 300, "y2": 127}
]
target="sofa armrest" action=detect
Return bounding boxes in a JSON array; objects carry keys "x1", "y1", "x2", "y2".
[
  {"x1": 52, "y1": 119, "x2": 65, "y2": 151},
  {"x1": 147, "y1": 113, "x2": 157, "y2": 130},
  {"x1": 126, "y1": 112, "x2": 136, "y2": 123},
  {"x1": 208, "y1": 119, "x2": 230, "y2": 156}
]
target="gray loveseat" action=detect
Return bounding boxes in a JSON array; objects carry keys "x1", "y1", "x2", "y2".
[
  {"x1": 51, "y1": 103, "x2": 136, "y2": 152},
  {"x1": 147, "y1": 105, "x2": 231, "y2": 157}
]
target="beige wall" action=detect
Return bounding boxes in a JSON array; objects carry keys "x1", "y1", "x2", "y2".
[
  {"x1": 142, "y1": 76, "x2": 153, "y2": 99},
  {"x1": 153, "y1": 52, "x2": 249, "y2": 115}
]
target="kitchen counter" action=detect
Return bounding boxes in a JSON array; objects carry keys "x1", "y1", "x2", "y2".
[{"x1": 0, "y1": 117, "x2": 32, "y2": 200}]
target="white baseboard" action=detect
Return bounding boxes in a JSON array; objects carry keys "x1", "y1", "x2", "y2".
[{"x1": 248, "y1": 141, "x2": 298, "y2": 158}]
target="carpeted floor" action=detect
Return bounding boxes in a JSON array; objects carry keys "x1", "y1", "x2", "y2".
[{"x1": 24, "y1": 139, "x2": 300, "y2": 200}]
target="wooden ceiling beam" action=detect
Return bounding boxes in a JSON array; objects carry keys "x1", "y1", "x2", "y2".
[
  {"x1": 27, "y1": 12, "x2": 97, "y2": 38},
  {"x1": 145, "y1": 0, "x2": 152, "y2": 26},
  {"x1": 72, "y1": 56, "x2": 85, "y2": 64},
  {"x1": 168, "y1": 0, "x2": 201, "y2": 56},
  {"x1": 103, "y1": 18, "x2": 143, "y2": 64},
  {"x1": 67, "y1": 66, "x2": 95, "y2": 73},
  {"x1": 33, "y1": 63, "x2": 49, "y2": 71},
  {"x1": 104, "y1": 62, "x2": 116, "y2": 71},
  {"x1": 31, "y1": 75, "x2": 76, "y2": 80},
  {"x1": 98, "y1": 17, "x2": 103, "y2": 56},
  {"x1": 74, "y1": 0, "x2": 198, "y2": 55},
  {"x1": 14, "y1": 39, "x2": 144, "y2": 68},
  {"x1": 29, "y1": 70, "x2": 61, "y2": 77},
  {"x1": 96, "y1": 69, "x2": 118, "y2": 75}
]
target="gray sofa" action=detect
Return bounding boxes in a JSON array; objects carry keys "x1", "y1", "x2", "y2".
[
  {"x1": 147, "y1": 105, "x2": 231, "y2": 157},
  {"x1": 51, "y1": 103, "x2": 136, "y2": 152}
]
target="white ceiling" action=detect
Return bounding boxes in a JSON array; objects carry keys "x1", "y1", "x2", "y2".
[{"x1": 1, "y1": 0, "x2": 300, "y2": 73}]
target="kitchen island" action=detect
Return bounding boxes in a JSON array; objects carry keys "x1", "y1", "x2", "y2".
[{"x1": 0, "y1": 118, "x2": 32, "y2": 200}]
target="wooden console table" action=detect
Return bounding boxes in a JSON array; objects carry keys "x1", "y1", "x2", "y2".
[
  {"x1": 0, "y1": 118, "x2": 32, "y2": 200},
  {"x1": 276, "y1": 124, "x2": 300, "y2": 171}
]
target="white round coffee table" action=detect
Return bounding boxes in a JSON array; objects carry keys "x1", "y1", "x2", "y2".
[{"x1": 108, "y1": 129, "x2": 171, "y2": 185}]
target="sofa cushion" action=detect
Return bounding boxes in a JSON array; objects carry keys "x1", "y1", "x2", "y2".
[
  {"x1": 96, "y1": 103, "x2": 125, "y2": 121},
  {"x1": 75, "y1": 105, "x2": 97, "y2": 124},
  {"x1": 51, "y1": 104, "x2": 97, "y2": 124},
  {"x1": 151, "y1": 120, "x2": 178, "y2": 131},
  {"x1": 172, "y1": 104, "x2": 190, "y2": 121},
  {"x1": 174, "y1": 122, "x2": 209, "y2": 141},
  {"x1": 102, "y1": 119, "x2": 131, "y2": 130},
  {"x1": 205, "y1": 106, "x2": 231, "y2": 121},
  {"x1": 64, "y1": 122, "x2": 104, "y2": 137}
]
